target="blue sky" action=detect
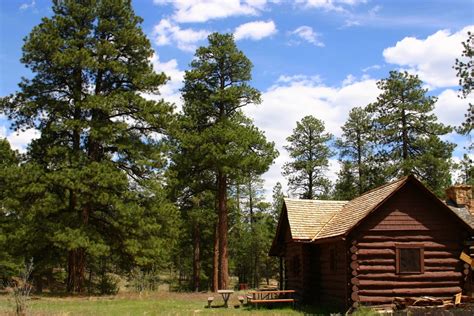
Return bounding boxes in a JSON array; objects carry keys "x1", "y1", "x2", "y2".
[{"x1": 1, "y1": 0, "x2": 473, "y2": 197}]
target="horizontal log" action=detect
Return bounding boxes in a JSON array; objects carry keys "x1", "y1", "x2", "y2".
[
  {"x1": 424, "y1": 251, "x2": 459, "y2": 258},
  {"x1": 350, "y1": 246, "x2": 358, "y2": 253},
  {"x1": 356, "y1": 241, "x2": 460, "y2": 250},
  {"x1": 358, "y1": 296, "x2": 394, "y2": 304},
  {"x1": 358, "y1": 286, "x2": 462, "y2": 296},
  {"x1": 358, "y1": 265, "x2": 395, "y2": 272},
  {"x1": 425, "y1": 258, "x2": 459, "y2": 265},
  {"x1": 351, "y1": 292, "x2": 359, "y2": 301},
  {"x1": 357, "y1": 249, "x2": 395, "y2": 256},
  {"x1": 425, "y1": 266, "x2": 457, "y2": 272},
  {"x1": 357, "y1": 259, "x2": 395, "y2": 265},
  {"x1": 351, "y1": 277, "x2": 360, "y2": 285},
  {"x1": 357, "y1": 280, "x2": 460, "y2": 288},
  {"x1": 357, "y1": 271, "x2": 462, "y2": 280},
  {"x1": 357, "y1": 232, "x2": 457, "y2": 243},
  {"x1": 351, "y1": 254, "x2": 357, "y2": 261},
  {"x1": 350, "y1": 261, "x2": 359, "y2": 270}
]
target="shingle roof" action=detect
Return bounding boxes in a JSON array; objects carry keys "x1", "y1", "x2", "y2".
[
  {"x1": 313, "y1": 176, "x2": 408, "y2": 240},
  {"x1": 448, "y1": 205, "x2": 474, "y2": 230},
  {"x1": 283, "y1": 177, "x2": 409, "y2": 242},
  {"x1": 277, "y1": 175, "x2": 474, "y2": 253},
  {"x1": 284, "y1": 199, "x2": 347, "y2": 240}
]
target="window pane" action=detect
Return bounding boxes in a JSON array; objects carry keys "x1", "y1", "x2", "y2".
[{"x1": 399, "y1": 248, "x2": 421, "y2": 273}]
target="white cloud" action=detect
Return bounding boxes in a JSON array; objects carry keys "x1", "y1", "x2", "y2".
[
  {"x1": 19, "y1": 0, "x2": 35, "y2": 10},
  {"x1": 290, "y1": 26, "x2": 324, "y2": 47},
  {"x1": 296, "y1": 0, "x2": 367, "y2": 12},
  {"x1": 434, "y1": 88, "x2": 473, "y2": 128},
  {"x1": 2, "y1": 128, "x2": 40, "y2": 153},
  {"x1": 152, "y1": 19, "x2": 209, "y2": 52},
  {"x1": 146, "y1": 53, "x2": 185, "y2": 109},
  {"x1": 234, "y1": 20, "x2": 277, "y2": 41},
  {"x1": 244, "y1": 75, "x2": 380, "y2": 199},
  {"x1": 154, "y1": 0, "x2": 269, "y2": 23},
  {"x1": 362, "y1": 64, "x2": 381, "y2": 72},
  {"x1": 383, "y1": 25, "x2": 474, "y2": 89}
]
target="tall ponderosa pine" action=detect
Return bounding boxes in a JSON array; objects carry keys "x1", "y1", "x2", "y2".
[
  {"x1": 335, "y1": 106, "x2": 384, "y2": 196},
  {"x1": 367, "y1": 71, "x2": 455, "y2": 196},
  {"x1": 0, "y1": 139, "x2": 22, "y2": 278},
  {"x1": 454, "y1": 31, "x2": 474, "y2": 135},
  {"x1": 333, "y1": 161, "x2": 358, "y2": 200},
  {"x1": 283, "y1": 115, "x2": 333, "y2": 199},
  {"x1": 179, "y1": 33, "x2": 277, "y2": 290},
  {"x1": 1, "y1": 0, "x2": 178, "y2": 293},
  {"x1": 271, "y1": 182, "x2": 285, "y2": 223}
]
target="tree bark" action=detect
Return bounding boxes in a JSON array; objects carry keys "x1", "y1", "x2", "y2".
[
  {"x1": 212, "y1": 222, "x2": 219, "y2": 292},
  {"x1": 192, "y1": 223, "x2": 201, "y2": 292},
  {"x1": 67, "y1": 248, "x2": 86, "y2": 293},
  {"x1": 217, "y1": 171, "x2": 229, "y2": 289},
  {"x1": 401, "y1": 108, "x2": 409, "y2": 175}
]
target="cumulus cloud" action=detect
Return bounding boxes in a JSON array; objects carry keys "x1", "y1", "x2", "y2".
[
  {"x1": 152, "y1": 19, "x2": 209, "y2": 52},
  {"x1": 146, "y1": 54, "x2": 185, "y2": 109},
  {"x1": 290, "y1": 26, "x2": 324, "y2": 47},
  {"x1": 434, "y1": 88, "x2": 473, "y2": 128},
  {"x1": 296, "y1": 0, "x2": 367, "y2": 12},
  {"x1": 1, "y1": 128, "x2": 40, "y2": 153},
  {"x1": 234, "y1": 20, "x2": 277, "y2": 41},
  {"x1": 154, "y1": 0, "x2": 269, "y2": 23},
  {"x1": 19, "y1": 0, "x2": 35, "y2": 10},
  {"x1": 244, "y1": 75, "x2": 380, "y2": 198},
  {"x1": 383, "y1": 25, "x2": 474, "y2": 89}
]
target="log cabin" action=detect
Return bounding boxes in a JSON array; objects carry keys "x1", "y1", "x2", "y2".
[{"x1": 269, "y1": 175, "x2": 474, "y2": 309}]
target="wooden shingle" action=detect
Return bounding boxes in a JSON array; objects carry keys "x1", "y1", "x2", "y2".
[{"x1": 284, "y1": 198, "x2": 347, "y2": 240}]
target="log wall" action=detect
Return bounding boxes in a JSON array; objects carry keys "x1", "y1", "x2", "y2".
[
  {"x1": 318, "y1": 240, "x2": 347, "y2": 307},
  {"x1": 349, "y1": 182, "x2": 470, "y2": 307},
  {"x1": 283, "y1": 242, "x2": 304, "y2": 299}
]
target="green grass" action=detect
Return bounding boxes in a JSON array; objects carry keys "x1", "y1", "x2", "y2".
[{"x1": 0, "y1": 291, "x2": 308, "y2": 316}]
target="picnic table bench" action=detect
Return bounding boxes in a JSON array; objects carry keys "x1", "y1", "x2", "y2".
[{"x1": 247, "y1": 290, "x2": 296, "y2": 306}]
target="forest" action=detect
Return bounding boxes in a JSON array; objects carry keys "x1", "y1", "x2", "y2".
[{"x1": 0, "y1": 0, "x2": 473, "y2": 297}]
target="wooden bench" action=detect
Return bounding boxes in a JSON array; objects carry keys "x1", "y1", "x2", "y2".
[
  {"x1": 207, "y1": 296, "x2": 214, "y2": 308},
  {"x1": 247, "y1": 290, "x2": 296, "y2": 307}
]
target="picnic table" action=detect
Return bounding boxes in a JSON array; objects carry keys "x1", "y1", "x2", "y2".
[
  {"x1": 217, "y1": 289, "x2": 234, "y2": 308},
  {"x1": 247, "y1": 289, "x2": 295, "y2": 306}
]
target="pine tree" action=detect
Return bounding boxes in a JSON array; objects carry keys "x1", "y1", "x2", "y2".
[
  {"x1": 0, "y1": 139, "x2": 22, "y2": 277},
  {"x1": 335, "y1": 106, "x2": 385, "y2": 195},
  {"x1": 454, "y1": 31, "x2": 474, "y2": 135},
  {"x1": 179, "y1": 33, "x2": 278, "y2": 290},
  {"x1": 1, "y1": 0, "x2": 178, "y2": 293},
  {"x1": 271, "y1": 182, "x2": 285, "y2": 223},
  {"x1": 283, "y1": 115, "x2": 333, "y2": 199},
  {"x1": 333, "y1": 161, "x2": 358, "y2": 200},
  {"x1": 367, "y1": 71, "x2": 455, "y2": 195}
]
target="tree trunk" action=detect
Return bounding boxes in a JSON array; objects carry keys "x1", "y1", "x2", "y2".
[
  {"x1": 401, "y1": 108, "x2": 409, "y2": 175},
  {"x1": 357, "y1": 131, "x2": 363, "y2": 194},
  {"x1": 212, "y1": 222, "x2": 219, "y2": 292},
  {"x1": 67, "y1": 248, "x2": 86, "y2": 293},
  {"x1": 192, "y1": 223, "x2": 201, "y2": 292},
  {"x1": 217, "y1": 171, "x2": 229, "y2": 289}
]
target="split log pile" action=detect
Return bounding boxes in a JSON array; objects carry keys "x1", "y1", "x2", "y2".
[{"x1": 392, "y1": 294, "x2": 472, "y2": 312}]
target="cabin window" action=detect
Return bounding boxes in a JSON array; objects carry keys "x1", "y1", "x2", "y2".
[
  {"x1": 396, "y1": 245, "x2": 424, "y2": 274},
  {"x1": 329, "y1": 248, "x2": 337, "y2": 272},
  {"x1": 292, "y1": 255, "x2": 300, "y2": 276}
]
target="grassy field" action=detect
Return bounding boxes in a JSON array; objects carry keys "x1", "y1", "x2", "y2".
[{"x1": 0, "y1": 291, "x2": 331, "y2": 316}]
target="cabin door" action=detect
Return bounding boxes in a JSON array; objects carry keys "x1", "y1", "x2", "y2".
[{"x1": 306, "y1": 244, "x2": 321, "y2": 303}]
